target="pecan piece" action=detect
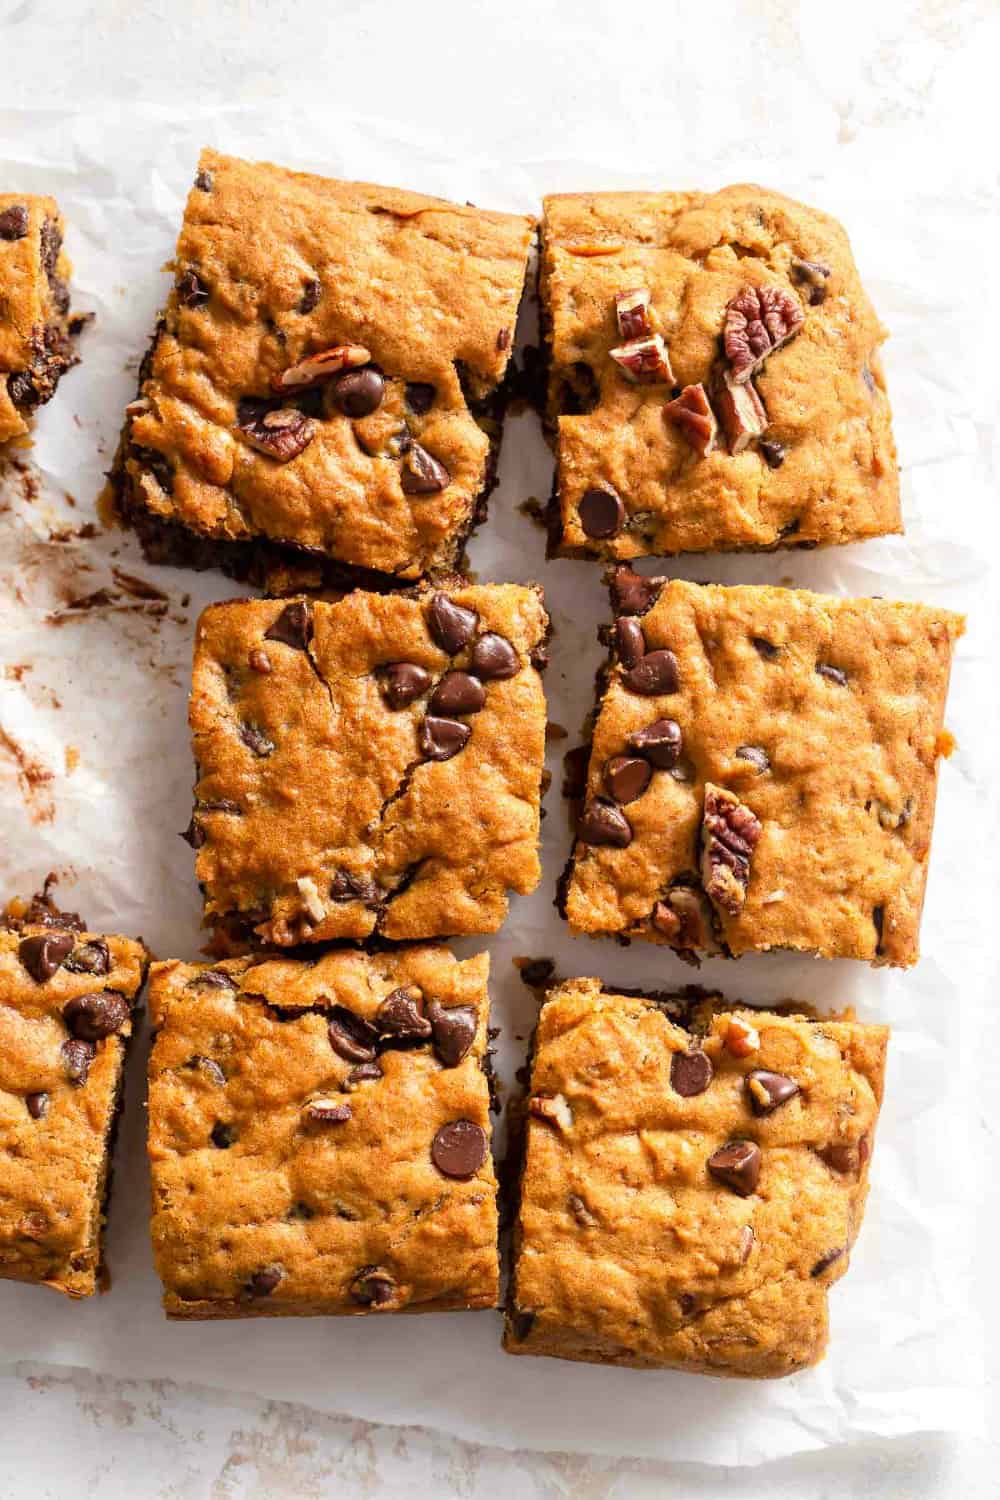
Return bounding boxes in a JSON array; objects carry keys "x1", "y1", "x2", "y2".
[
  {"x1": 651, "y1": 886, "x2": 716, "y2": 952},
  {"x1": 529, "y1": 1093, "x2": 573, "y2": 1131},
  {"x1": 235, "y1": 402, "x2": 315, "y2": 462},
  {"x1": 700, "y1": 783, "x2": 762, "y2": 915},
  {"x1": 790, "y1": 256, "x2": 832, "y2": 305},
  {"x1": 712, "y1": 369, "x2": 768, "y2": 453},
  {"x1": 614, "y1": 288, "x2": 653, "y2": 341},
  {"x1": 664, "y1": 383, "x2": 717, "y2": 457},
  {"x1": 723, "y1": 284, "x2": 804, "y2": 383},
  {"x1": 609, "y1": 333, "x2": 674, "y2": 385},
  {"x1": 273, "y1": 343, "x2": 371, "y2": 392}
]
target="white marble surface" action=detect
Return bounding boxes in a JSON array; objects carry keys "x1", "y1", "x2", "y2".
[{"x1": 3, "y1": 0, "x2": 999, "y2": 1493}]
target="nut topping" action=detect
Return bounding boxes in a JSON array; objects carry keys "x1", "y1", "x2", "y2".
[
  {"x1": 273, "y1": 343, "x2": 371, "y2": 391},
  {"x1": 529, "y1": 1093, "x2": 573, "y2": 1131},
  {"x1": 615, "y1": 288, "x2": 653, "y2": 341},
  {"x1": 302, "y1": 1098, "x2": 353, "y2": 1125},
  {"x1": 235, "y1": 402, "x2": 315, "y2": 462},
  {"x1": 790, "y1": 256, "x2": 832, "y2": 305},
  {"x1": 609, "y1": 333, "x2": 675, "y2": 385},
  {"x1": 700, "y1": 784, "x2": 762, "y2": 915},
  {"x1": 652, "y1": 887, "x2": 715, "y2": 951},
  {"x1": 664, "y1": 383, "x2": 718, "y2": 457},
  {"x1": 713, "y1": 369, "x2": 768, "y2": 453},
  {"x1": 724, "y1": 1016, "x2": 760, "y2": 1059},
  {"x1": 723, "y1": 284, "x2": 804, "y2": 383}
]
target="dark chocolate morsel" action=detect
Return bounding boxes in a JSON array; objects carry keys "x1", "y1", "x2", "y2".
[
  {"x1": 707, "y1": 1139, "x2": 761, "y2": 1197},
  {"x1": 670, "y1": 1049, "x2": 713, "y2": 1097},
  {"x1": 469, "y1": 633, "x2": 519, "y2": 681},
  {"x1": 760, "y1": 439, "x2": 786, "y2": 468},
  {"x1": 330, "y1": 870, "x2": 379, "y2": 904},
  {"x1": 298, "y1": 278, "x2": 322, "y2": 314},
  {"x1": 746, "y1": 1070, "x2": 800, "y2": 1115},
  {"x1": 615, "y1": 617, "x2": 645, "y2": 668},
  {"x1": 622, "y1": 649, "x2": 680, "y2": 695},
  {"x1": 610, "y1": 567, "x2": 663, "y2": 616},
  {"x1": 247, "y1": 1264, "x2": 283, "y2": 1296},
  {"x1": 752, "y1": 636, "x2": 780, "y2": 660},
  {"x1": 26, "y1": 1092, "x2": 49, "y2": 1120},
  {"x1": 401, "y1": 443, "x2": 450, "y2": 494},
  {"x1": 264, "y1": 601, "x2": 311, "y2": 650},
  {"x1": 211, "y1": 1121, "x2": 237, "y2": 1148},
  {"x1": 419, "y1": 716, "x2": 471, "y2": 762},
  {"x1": 0, "y1": 205, "x2": 29, "y2": 240},
  {"x1": 428, "y1": 1000, "x2": 477, "y2": 1067},
  {"x1": 350, "y1": 1266, "x2": 397, "y2": 1305},
  {"x1": 327, "y1": 1005, "x2": 379, "y2": 1064},
  {"x1": 379, "y1": 662, "x2": 431, "y2": 708},
  {"x1": 604, "y1": 755, "x2": 651, "y2": 803},
  {"x1": 405, "y1": 382, "x2": 436, "y2": 415},
  {"x1": 430, "y1": 671, "x2": 486, "y2": 716},
  {"x1": 19, "y1": 932, "x2": 74, "y2": 983},
  {"x1": 510, "y1": 1309, "x2": 535, "y2": 1341},
  {"x1": 579, "y1": 488, "x2": 625, "y2": 539},
  {"x1": 627, "y1": 717, "x2": 682, "y2": 769},
  {"x1": 177, "y1": 269, "x2": 210, "y2": 307},
  {"x1": 61, "y1": 1038, "x2": 96, "y2": 1085},
  {"x1": 377, "y1": 986, "x2": 431, "y2": 1040},
  {"x1": 194, "y1": 169, "x2": 213, "y2": 191},
  {"x1": 63, "y1": 990, "x2": 130, "y2": 1041},
  {"x1": 431, "y1": 1119, "x2": 488, "y2": 1179},
  {"x1": 428, "y1": 593, "x2": 478, "y2": 655},
  {"x1": 578, "y1": 797, "x2": 633, "y2": 848},
  {"x1": 333, "y1": 367, "x2": 384, "y2": 417},
  {"x1": 811, "y1": 1248, "x2": 845, "y2": 1278}
]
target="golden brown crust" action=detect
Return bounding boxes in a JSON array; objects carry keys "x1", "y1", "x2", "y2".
[
  {"x1": 504, "y1": 979, "x2": 888, "y2": 1377},
  {"x1": 0, "y1": 924, "x2": 148, "y2": 1296},
  {"x1": 542, "y1": 184, "x2": 899, "y2": 558},
  {"x1": 0, "y1": 194, "x2": 77, "y2": 444},
  {"x1": 190, "y1": 585, "x2": 548, "y2": 944},
  {"x1": 565, "y1": 578, "x2": 963, "y2": 965},
  {"x1": 113, "y1": 149, "x2": 534, "y2": 578},
  {"x1": 147, "y1": 948, "x2": 498, "y2": 1319}
]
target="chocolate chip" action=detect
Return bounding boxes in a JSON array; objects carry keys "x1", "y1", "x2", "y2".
[
  {"x1": 610, "y1": 567, "x2": 662, "y2": 616},
  {"x1": 752, "y1": 637, "x2": 780, "y2": 660},
  {"x1": 181, "y1": 815, "x2": 205, "y2": 849},
  {"x1": 520, "y1": 958, "x2": 555, "y2": 989},
  {"x1": 760, "y1": 439, "x2": 786, "y2": 468},
  {"x1": 345, "y1": 1061, "x2": 383, "y2": 1089},
  {"x1": 188, "y1": 1055, "x2": 226, "y2": 1086},
  {"x1": 405, "y1": 382, "x2": 436, "y2": 415},
  {"x1": 0, "y1": 205, "x2": 29, "y2": 241},
  {"x1": 627, "y1": 717, "x2": 682, "y2": 769},
  {"x1": 816, "y1": 1142, "x2": 860, "y2": 1175},
  {"x1": 622, "y1": 650, "x2": 680, "y2": 695},
  {"x1": 736, "y1": 745, "x2": 770, "y2": 772},
  {"x1": 211, "y1": 1121, "x2": 237, "y2": 1148},
  {"x1": 430, "y1": 671, "x2": 485, "y2": 716},
  {"x1": 63, "y1": 991, "x2": 129, "y2": 1041},
  {"x1": 239, "y1": 722, "x2": 276, "y2": 757},
  {"x1": 379, "y1": 661, "x2": 431, "y2": 708},
  {"x1": 377, "y1": 986, "x2": 431, "y2": 1040},
  {"x1": 873, "y1": 904, "x2": 885, "y2": 955},
  {"x1": 427, "y1": 1000, "x2": 477, "y2": 1067},
  {"x1": 302, "y1": 1098, "x2": 353, "y2": 1125},
  {"x1": 746, "y1": 1070, "x2": 800, "y2": 1116},
  {"x1": 579, "y1": 797, "x2": 633, "y2": 848},
  {"x1": 469, "y1": 633, "x2": 519, "y2": 681},
  {"x1": 579, "y1": 488, "x2": 625, "y2": 539},
  {"x1": 431, "y1": 1119, "x2": 488, "y2": 1179},
  {"x1": 330, "y1": 870, "x2": 379, "y2": 904},
  {"x1": 8, "y1": 371, "x2": 35, "y2": 407},
  {"x1": 328, "y1": 1006, "x2": 378, "y2": 1065},
  {"x1": 177, "y1": 269, "x2": 210, "y2": 307},
  {"x1": 401, "y1": 443, "x2": 450, "y2": 494},
  {"x1": 816, "y1": 663, "x2": 848, "y2": 687},
  {"x1": 615, "y1": 617, "x2": 645, "y2": 668},
  {"x1": 497, "y1": 327, "x2": 511, "y2": 351},
  {"x1": 707, "y1": 1139, "x2": 761, "y2": 1197},
  {"x1": 811, "y1": 1248, "x2": 844, "y2": 1278},
  {"x1": 247, "y1": 1264, "x2": 283, "y2": 1296},
  {"x1": 61, "y1": 1038, "x2": 95, "y2": 1085},
  {"x1": 670, "y1": 1049, "x2": 713, "y2": 1097},
  {"x1": 419, "y1": 716, "x2": 471, "y2": 762},
  {"x1": 194, "y1": 169, "x2": 213, "y2": 191},
  {"x1": 299, "y1": 278, "x2": 321, "y2": 313},
  {"x1": 333, "y1": 367, "x2": 385, "y2": 417},
  {"x1": 604, "y1": 755, "x2": 651, "y2": 803},
  {"x1": 26, "y1": 1092, "x2": 49, "y2": 1120},
  {"x1": 428, "y1": 593, "x2": 478, "y2": 655},
  {"x1": 264, "y1": 601, "x2": 311, "y2": 650},
  {"x1": 350, "y1": 1266, "x2": 397, "y2": 1305},
  {"x1": 510, "y1": 1309, "x2": 535, "y2": 1341},
  {"x1": 19, "y1": 932, "x2": 74, "y2": 983},
  {"x1": 188, "y1": 969, "x2": 238, "y2": 991},
  {"x1": 63, "y1": 940, "x2": 110, "y2": 976}
]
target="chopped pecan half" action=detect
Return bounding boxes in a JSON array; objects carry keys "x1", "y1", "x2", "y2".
[
  {"x1": 615, "y1": 288, "x2": 653, "y2": 341},
  {"x1": 529, "y1": 1093, "x2": 573, "y2": 1131},
  {"x1": 723, "y1": 284, "x2": 804, "y2": 383},
  {"x1": 609, "y1": 333, "x2": 674, "y2": 385},
  {"x1": 652, "y1": 885, "x2": 717, "y2": 952},
  {"x1": 235, "y1": 402, "x2": 315, "y2": 462},
  {"x1": 712, "y1": 368, "x2": 768, "y2": 453},
  {"x1": 790, "y1": 256, "x2": 832, "y2": 305},
  {"x1": 700, "y1": 783, "x2": 762, "y2": 915},
  {"x1": 272, "y1": 343, "x2": 371, "y2": 392},
  {"x1": 664, "y1": 383, "x2": 717, "y2": 456}
]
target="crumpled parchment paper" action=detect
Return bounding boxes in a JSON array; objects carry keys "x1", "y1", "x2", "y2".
[{"x1": 0, "y1": 88, "x2": 994, "y2": 1464}]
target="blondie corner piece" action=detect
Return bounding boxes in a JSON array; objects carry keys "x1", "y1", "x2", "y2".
[
  {"x1": 564, "y1": 575, "x2": 963, "y2": 966},
  {"x1": 0, "y1": 883, "x2": 149, "y2": 1297},
  {"x1": 541, "y1": 185, "x2": 900, "y2": 559},
  {"x1": 504, "y1": 979, "x2": 887, "y2": 1377},
  {"x1": 188, "y1": 583, "x2": 548, "y2": 946},
  {"x1": 0, "y1": 196, "x2": 83, "y2": 444},
  {"x1": 108, "y1": 148, "x2": 534, "y2": 589},
  {"x1": 147, "y1": 948, "x2": 498, "y2": 1319}
]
